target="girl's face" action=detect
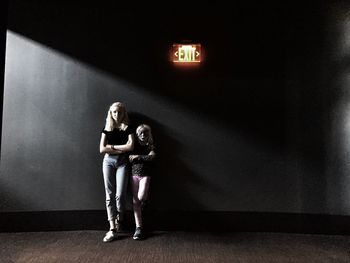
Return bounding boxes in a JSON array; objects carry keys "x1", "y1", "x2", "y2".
[
  {"x1": 110, "y1": 106, "x2": 124, "y2": 123},
  {"x1": 138, "y1": 129, "x2": 149, "y2": 142}
]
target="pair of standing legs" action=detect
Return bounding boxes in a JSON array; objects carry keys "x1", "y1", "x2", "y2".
[
  {"x1": 102, "y1": 154, "x2": 128, "y2": 232},
  {"x1": 102, "y1": 154, "x2": 151, "y2": 241},
  {"x1": 131, "y1": 175, "x2": 151, "y2": 229}
]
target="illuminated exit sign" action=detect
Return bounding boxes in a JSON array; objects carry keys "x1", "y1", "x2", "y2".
[{"x1": 172, "y1": 44, "x2": 201, "y2": 63}]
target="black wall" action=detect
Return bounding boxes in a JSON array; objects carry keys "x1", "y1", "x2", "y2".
[
  {"x1": 0, "y1": 0, "x2": 8, "y2": 160},
  {"x1": 1, "y1": 1, "x2": 350, "y2": 217}
]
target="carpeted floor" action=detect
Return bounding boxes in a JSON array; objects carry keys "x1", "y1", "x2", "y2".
[{"x1": 0, "y1": 231, "x2": 349, "y2": 262}]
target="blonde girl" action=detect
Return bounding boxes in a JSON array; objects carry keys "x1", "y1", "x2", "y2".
[
  {"x1": 129, "y1": 124, "x2": 156, "y2": 240},
  {"x1": 99, "y1": 102, "x2": 134, "y2": 242}
]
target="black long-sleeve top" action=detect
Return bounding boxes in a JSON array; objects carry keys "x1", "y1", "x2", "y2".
[{"x1": 130, "y1": 142, "x2": 155, "y2": 177}]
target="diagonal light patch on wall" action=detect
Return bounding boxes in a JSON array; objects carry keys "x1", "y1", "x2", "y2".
[{"x1": 1, "y1": 30, "x2": 296, "y2": 213}]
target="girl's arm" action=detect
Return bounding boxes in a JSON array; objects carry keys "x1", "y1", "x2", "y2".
[
  {"x1": 112, "y1": 134, "x2": 135, "y2": 153},
  {"x1": 138, "y1": 150, "x2": 156, "y2": 161},
  {"x1": 131, "y1": 149, "x2": 156, "y2": 162},
  {"x1": 99, "y1": 133, "x2": 122, "y2": 154}
]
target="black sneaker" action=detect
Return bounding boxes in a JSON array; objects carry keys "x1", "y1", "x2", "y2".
[{"x1": 133, "y1": 227, "x2": 144, "y2": 240}]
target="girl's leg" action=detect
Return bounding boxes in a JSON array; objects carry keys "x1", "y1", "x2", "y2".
[
  {"x1": 132, "y1": 176, "x2": 151, "y2": 228},
  {"x1": 132, "y1": 176, "x2": 142, "y2": 228},
  {"x1": 138, "y1": 176, "x2": 151, "y2": 202},
  {"x1": 116, "y1": 164, "x2": 128, "y2": 222},
  {"x1": 102, "y1": 157, "x2": 117, "y2": 228}
]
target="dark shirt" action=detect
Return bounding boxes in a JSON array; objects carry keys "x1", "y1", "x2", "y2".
[
  {"x1": 131, "y1": 142, "x2": 155, "y2": 177},
  {"x1": 101, "y1": 125, "x2": 134, "y2": 145}
]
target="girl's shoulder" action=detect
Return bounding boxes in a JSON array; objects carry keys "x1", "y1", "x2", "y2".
[
  {"x1": 102, "y1": 127, "x2": 110, "y2": 134},
  {"x1": 125, "y1": 123, "x2": 137, "y2": 134}
]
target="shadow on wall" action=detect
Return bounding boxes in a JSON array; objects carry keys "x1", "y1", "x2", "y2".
[{"x1": 129, "y1": 112, "x2": 213, "y2": 210}]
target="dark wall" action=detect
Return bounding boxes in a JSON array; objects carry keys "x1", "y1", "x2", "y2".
[
  {"x1": 0, "y1": 0, "x2": 8, "y2": 161},
  {"x1": 1, "y1": 1, "x2": 349, "y2": 215}
]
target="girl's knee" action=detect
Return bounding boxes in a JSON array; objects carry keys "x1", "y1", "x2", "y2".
[
  {"x1": 138, "y1": 192, "x2": 148, "y2": 202},
  {"x1": 133, "y1": 197, "x2": 141, "y2": 206}
]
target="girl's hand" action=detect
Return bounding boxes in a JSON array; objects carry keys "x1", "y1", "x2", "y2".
[{"x1": 129, "y1": 155, "x2": 138, "y2": 162}]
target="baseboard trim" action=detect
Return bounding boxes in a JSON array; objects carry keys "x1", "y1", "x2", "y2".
[{"x1": 0, "y1": 210, "x2": 349, "y2": 234}]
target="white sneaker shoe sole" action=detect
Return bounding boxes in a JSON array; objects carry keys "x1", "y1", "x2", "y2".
[{"x1": 103, "y1": 230, "x2": 117, "y2": 242}]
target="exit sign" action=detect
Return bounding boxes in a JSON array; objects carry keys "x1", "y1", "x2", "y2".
[{"x1": 172, "y1": 44, "x2": 201, "y2": 63}]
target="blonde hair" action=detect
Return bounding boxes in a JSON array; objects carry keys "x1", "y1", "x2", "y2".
[
  {"x1": 136, "y1": 124, "x2": 154, "y2": 146},
  {"x1": 105, "y1": 102, "x2": 129, "y2": 131}
]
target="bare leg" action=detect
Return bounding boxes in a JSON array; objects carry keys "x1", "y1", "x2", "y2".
[{"x1": 132, "y1": 176, "x2": 151, "y2": 227}]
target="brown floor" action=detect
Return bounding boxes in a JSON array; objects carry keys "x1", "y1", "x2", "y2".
[{"x1": 0, "y1": 230, "x2": 349, "y2": 263}]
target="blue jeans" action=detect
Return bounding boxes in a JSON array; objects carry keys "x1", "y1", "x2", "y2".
[{"x1": 102, "y1": 154, "x2": 129, "y2": 221}]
